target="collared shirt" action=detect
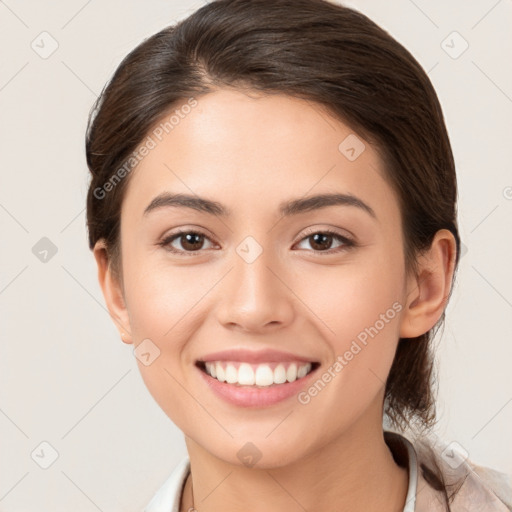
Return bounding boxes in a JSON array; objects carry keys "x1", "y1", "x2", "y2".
[{"x1": 143, "y1": 431, "x2": 512, "y2": 511}]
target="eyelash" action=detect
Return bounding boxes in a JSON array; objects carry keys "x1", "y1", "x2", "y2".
[{"x1": 157, "y1": 227, "x2": 356, "y2": 257}]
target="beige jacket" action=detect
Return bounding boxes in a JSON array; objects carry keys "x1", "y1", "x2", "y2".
[{"x1": 394, "y1": 431, "x2": 512, "y2": 511}]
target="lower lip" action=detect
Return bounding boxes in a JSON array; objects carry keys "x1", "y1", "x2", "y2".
[{"x1": 196, "y1": 364, "x2": 319, "y2": 408}]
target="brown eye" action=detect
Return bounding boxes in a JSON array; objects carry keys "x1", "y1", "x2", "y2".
[
  {"x1": 295, "y1": 229, "x2": 355, "y2": 254},
  {"x1": 308, "y1": 232, "x2": 335, "y2": 251},
  {"x1": 159, "y1": 230, "x2": 215, "y2": 255},
  {"x1": 177, "y1": 232, "x2": 205, "y2": 251}
]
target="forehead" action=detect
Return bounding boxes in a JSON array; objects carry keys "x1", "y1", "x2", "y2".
[{"x1": 121, "y1": 88, "x2": 398, "y2": 224}]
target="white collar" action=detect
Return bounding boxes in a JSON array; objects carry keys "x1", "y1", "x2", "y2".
[
  {"x1": 144, "y1": 431, "x2": 419, "y2": 512},
  {"x1": 385, "y1": 431, "x2": 419, "y2": 512}
]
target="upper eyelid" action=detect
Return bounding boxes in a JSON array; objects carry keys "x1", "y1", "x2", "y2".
[
  {"x1": 162, "y1": 226, "x2": 353, "y2": 242},
  {"x1": 299, "y1": 225, "x2": 355, "y2": 240}
]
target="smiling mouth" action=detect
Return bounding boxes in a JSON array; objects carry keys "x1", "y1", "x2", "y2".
[{"x1": 195, "y1": 360, "x2": 320, "y2": 387}]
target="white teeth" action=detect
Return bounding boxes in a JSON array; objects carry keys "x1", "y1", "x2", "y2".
[
  {"x1": 297, "y1": 364, "x2": 309, "y2": 379},
  {"x1": 205, "y1": 362, "x2": 215, "y2": 378},
  {"x1": 225, "y1": 364, "x2": 238, "y2": 384},
  {"x1": 286, "y1": 363, "x2": 297, "y2": 382},
  {"x1": 274, "y1": 364, "x2": 287, "y2": 384},
  {"x1": 255, "y1": 365, "x2": 274, "y2": 386},
  {"x1": 238, "y1": 363, "x2": 255, "y2": 385},
  {"x1": 202, "y1": 361, "x2": 313, "y2": 386},
  {"x1": 216, "y1": 364, "x2": 226, "y2": 382}
]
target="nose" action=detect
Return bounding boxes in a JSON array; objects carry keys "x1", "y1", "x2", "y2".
[{"x1": 215, "y1": 245, "x2": 295, "y2": 333}]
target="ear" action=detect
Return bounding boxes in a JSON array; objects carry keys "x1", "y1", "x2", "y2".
[
  {"x1": 399, "y1": 229, "x2": 457, "y2": 338},
  {"x1": 93, "y1": 239, "x2": 133, "y2": 344}
]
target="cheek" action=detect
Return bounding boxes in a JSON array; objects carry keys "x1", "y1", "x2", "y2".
[
  {"x1": 295, "y1": 251, "x2": 404, "y2": 403},
  {"x1": 299, "y1": 251, "x2": 404, "y2": 346},
  {"x1": 123, "y1": 258, "x2": 209, "y2": 430},
  {"x1": 123, "y1": 250, "x2": 202, "y2": 341}
]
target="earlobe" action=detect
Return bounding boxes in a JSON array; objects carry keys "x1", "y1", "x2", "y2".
[
  {"x1": 399, "y1": 229, "x2": 457, "y2": 339},
  {"x1": 92, "y1": 240, "x2": 133, "y2": 344}
]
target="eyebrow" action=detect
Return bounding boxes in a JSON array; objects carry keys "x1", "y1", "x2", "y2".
[{"x1": 143, "y1": 192, "x2": 377, "y2": 219}]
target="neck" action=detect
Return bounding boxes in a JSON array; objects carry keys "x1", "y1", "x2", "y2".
[{"x1": 180, "y1": 410, "x2": 408, "y2": 512}]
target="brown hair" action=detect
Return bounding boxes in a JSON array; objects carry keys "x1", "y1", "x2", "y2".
[{"x1": 86, "y1": 0, "x2": 461, "y2": 505}]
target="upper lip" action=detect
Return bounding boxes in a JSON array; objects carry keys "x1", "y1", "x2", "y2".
[{"x1": 197, "y1": 348, "x2": 319, "y2": 364}]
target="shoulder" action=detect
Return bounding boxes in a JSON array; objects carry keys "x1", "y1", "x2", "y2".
[{"x1": 408, "y1": 431, "x2": 512, "y2": 511}]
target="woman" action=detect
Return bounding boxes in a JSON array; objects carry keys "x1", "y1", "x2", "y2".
[{"x1": 85, "y1": 0, "x2": 512, "y2": 510}]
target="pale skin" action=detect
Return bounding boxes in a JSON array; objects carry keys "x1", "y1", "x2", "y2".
[{"x1": 93, "y1": 88, "x2": 457, "y2": 512}]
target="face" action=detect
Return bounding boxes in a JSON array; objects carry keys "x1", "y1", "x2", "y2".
[{"x1": 114, "y1": 88, "x2": 410, "y2": 467}]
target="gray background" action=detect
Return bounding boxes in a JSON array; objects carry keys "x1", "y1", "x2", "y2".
[{"x1": 1, "y1": 0, "x2": 511, "y2": 510}]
